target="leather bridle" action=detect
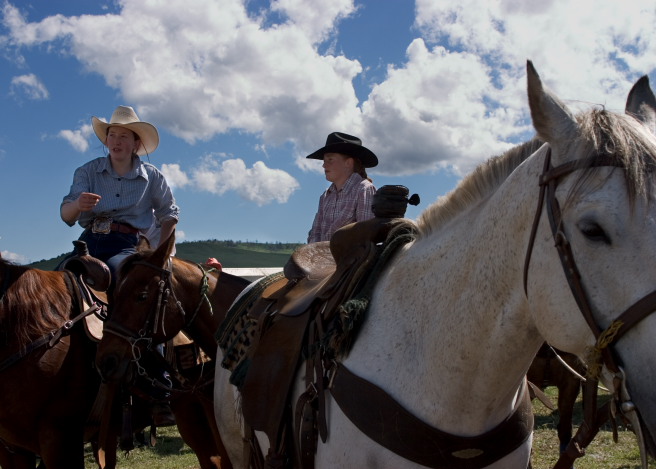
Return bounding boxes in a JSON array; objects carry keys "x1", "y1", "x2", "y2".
[
  {"x1": 524, "y1": 147, "x2": 656, "y2": 468},
  {"x1": 104, "y1": 260, "x2": 213, "y2": 342},
  {"x1": 103, "y1": 260, "x2": 214, "y2": 388}
]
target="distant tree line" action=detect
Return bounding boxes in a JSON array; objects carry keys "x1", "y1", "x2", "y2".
[{"x1": 196, "y1": 239, "x2": 302, "y2": 252}]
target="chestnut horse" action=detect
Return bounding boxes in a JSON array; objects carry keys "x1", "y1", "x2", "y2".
[
  {"x1": 95, "y1": 232, "x2": 250, "y2": 469},
  {"x1": 0, "y1": 258, "x2": 103, "y2": 469}
]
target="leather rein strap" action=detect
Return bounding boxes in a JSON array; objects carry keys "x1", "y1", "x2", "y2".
[
  {"x1": 0, "y1": 270, "x2": 100, "y2": 373},
  {"x1": 524, "y1": 147, "x2": 656, "y2": 468}
]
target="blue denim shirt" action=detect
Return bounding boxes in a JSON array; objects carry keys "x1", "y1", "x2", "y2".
[{"x1": 62, "y1": 156, "x2": 180, "y2": 230}]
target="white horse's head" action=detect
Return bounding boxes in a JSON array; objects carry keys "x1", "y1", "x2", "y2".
[{"x1": 525, "y1": 60, "x2": 656, "y2": 460}]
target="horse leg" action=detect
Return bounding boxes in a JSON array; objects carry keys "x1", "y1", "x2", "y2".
[
  {"x1": 202, "y1": 395, "x2": 234, "y2": 469},
  {"x1": 173, "y1": 393, "x2": 233, "y2": 469},
  {"x1": 214, "y1": 365, "x2": 248, "y2": 468},
  {"x1": 0, "y1": 444, "x2": 37, "y2": 469},
  {"x1": 38, "y1": 433, "x2": 86, "y2": 469},
  {"x1": 556, "y1": 379, "x2": 581, "y2": 455}
]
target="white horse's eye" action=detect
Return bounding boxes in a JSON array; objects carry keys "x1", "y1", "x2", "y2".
[{"x1": 578, "y1": 220, "x2": 611, "y2": 244}]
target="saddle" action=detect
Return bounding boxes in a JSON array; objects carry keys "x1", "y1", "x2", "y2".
[
  {"x1": 233, "y1": 217, "x2": 417, "y2": 462},
  {"x1": 59, "y1": 241, "x2": 111, "y2": 341}
]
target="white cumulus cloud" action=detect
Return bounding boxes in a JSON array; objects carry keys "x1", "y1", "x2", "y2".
[
  {"x1": 1, "y1": 250, "x2": 27, "y2": 264},
  {"x1": 3, "y1": 0, "x2": 656, "y2": 177},
  {"x1": 159, "y1": 157, "x2": 299, "y2": 205},
  {"x1": 192, "y1": 156, "x2": 299, "y2": 205},
  {"x1": 58, "y1": 123, "x2": 93, "y2": 152},
  {"x1": 10, "y1": 73, "x2": 49, "y2": 100},
  {"x1": 160, "y1": 163, "x2": 191, "y2": 189}
]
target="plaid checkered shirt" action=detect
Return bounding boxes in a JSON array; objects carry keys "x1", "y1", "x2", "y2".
[{"x1": 307, "y1": 172, "x2": 376, "y2": 243}]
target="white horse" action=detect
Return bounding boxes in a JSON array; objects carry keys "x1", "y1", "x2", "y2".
[{"x1": 214, "y1": 61, "x2": 656, "y2": 468}]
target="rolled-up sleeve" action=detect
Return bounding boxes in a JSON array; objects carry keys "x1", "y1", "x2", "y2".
[
  {"x1": 150, "y1": 170, "x2": 180, "y2": 224},
  {"x1": 61, "y1": 166, "x2": 91, "y2": 226}
]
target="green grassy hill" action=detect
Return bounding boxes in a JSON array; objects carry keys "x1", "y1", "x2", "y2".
[{"x1": 29, "y1": 239, "x2": 301, "y2": 270}]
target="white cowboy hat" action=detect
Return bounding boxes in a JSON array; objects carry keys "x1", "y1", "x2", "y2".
[{"x1": 92, "y1": 105, "x2": 159, "y2": 156}]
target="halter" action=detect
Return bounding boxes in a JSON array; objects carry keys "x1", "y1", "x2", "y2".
[
  {"x1": 524, "y1": 147, "x2": 656, "y2": 468},
  {"x1": 103, "y1": 260, "x2": 214, "y2": 389}
]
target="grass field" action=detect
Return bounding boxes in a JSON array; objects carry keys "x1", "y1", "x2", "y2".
[
  {"x1": 83, "y1": 386, "x2": 645, "y2": 469},
  {"x1": 531, "y1": 386, "x2": 642, "y2": 469},
  {"x1": 83, "y1": 426, "x2": 199, "y2": 469}
]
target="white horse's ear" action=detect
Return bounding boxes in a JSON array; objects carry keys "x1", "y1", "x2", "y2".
[
  {"x1": 526, "y1": 60, "x2": 578, "y2": 163},
  {"x1": 625, "y1": 76, "x2": 656, "y2": 135}
]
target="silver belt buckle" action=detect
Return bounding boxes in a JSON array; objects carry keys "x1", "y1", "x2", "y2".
[{"x1": 91, "y1": 217, "x2": 112, "y2": 234}]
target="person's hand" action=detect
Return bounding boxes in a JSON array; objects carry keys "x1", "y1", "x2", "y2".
[
  {"x1": 206, "y1": 258, "x2": 222, "y2": 270},
  {"x1": 77, "y1": 192, "x2": 101, "y2": 212}
]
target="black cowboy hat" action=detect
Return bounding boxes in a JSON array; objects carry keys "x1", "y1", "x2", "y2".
[{"x1": 306, "y1": 132, "x2": 378, "y2": 168}]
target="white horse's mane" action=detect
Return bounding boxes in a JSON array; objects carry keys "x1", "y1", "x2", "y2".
[
  {"x1": 417, "y1": 138, "x2": 543, "y2": 237},
  {"x1": 417, "y1": 109, "x2": 656, "y2": 238}
]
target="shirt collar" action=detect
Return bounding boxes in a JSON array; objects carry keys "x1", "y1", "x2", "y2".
[
  {"x1": 327, "y1": 172, "x2": 363, "y2": 193},
  {"x1": 97, "y1": 155, "x2": 148, "y2": 181}
]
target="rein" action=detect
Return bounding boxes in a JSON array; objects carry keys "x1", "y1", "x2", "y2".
[
  {"x1": 104, "y1": 259, "x2": 212, "y2": 341},
  {"x1": 103, "y1": 259, "x2": 214, "y2": 394},
  {"x1": 0, "y1": 270, "x2": 101, "y2": 373},
  {"x1": 524, "y1": 147, "x2": 656, "y2": 468}
]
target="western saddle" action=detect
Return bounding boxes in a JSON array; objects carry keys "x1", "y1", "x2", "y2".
[{"x1": 217, "y1": 213, "x2": 419, "y2": 468}]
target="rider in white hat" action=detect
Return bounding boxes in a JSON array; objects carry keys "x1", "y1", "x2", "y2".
[
  {"x1": 60, "y1": 105, "x2": 179, "y2": 426},
  {"x1": 60, "y1": 105, "x2": 179, "y2": 273}
]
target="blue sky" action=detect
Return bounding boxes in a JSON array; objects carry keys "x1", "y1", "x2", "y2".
[{"x1": 1, "y1": 0, "x2": 656, "y2": 264}]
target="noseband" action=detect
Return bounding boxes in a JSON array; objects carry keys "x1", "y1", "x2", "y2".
[
  {"x1": 524, "y1": 147, "x2": 656, "y2": 467},
  {"x1": 103, "y1": 259, "x2": 213, "y2": 355}
]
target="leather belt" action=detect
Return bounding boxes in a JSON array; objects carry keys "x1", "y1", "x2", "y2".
[{"x1": 110, "y1": 222, "x2": 139, "y2": 235}]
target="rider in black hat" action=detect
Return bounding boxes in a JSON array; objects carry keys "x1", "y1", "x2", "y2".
[{"x1": 306, "y1": 132, "x2": 378, "y2": 243}]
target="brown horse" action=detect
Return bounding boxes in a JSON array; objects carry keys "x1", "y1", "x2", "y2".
[
  {"x1": 0, "y1": 258, "x2": 103, "y2": 469},
  {"x1": 95, "y1": 231, "x2": 250, "y2": 469},
  {"x1": 528, "y1": 343, "x2": 587, "y2": 455}
]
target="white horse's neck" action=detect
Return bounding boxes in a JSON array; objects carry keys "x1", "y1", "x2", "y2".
[{"x1": 343, "y1": 148, "x2": 547, "y2": 437}]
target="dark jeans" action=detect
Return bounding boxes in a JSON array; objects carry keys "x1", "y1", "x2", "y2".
[
  {"x1": 78, "y1": 229, "x2": 139, "y2": 277},
  {"x1": 57, "y1": 229, "x2": 138, "y2": 279}
]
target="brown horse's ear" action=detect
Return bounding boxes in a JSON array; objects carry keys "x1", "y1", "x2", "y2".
[
  {"x1": 137, "y1": 235, "x2": 151, "y2": 252},
  {"x1": 150, "y1": 230, "x2": 176, "y2": 267}
]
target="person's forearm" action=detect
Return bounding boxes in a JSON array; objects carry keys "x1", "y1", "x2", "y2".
[
  {"x1": 61, "y1": 192, "x2": 101, "y2": 225},
  {"x1": 157, "y1": 219, "x2": 178, "y2": 248},
  {"x1": 61, "y1": 201, "x2": 81, "y2": 225}
]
